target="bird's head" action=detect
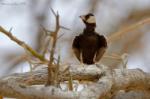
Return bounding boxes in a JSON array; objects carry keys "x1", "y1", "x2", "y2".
[{"x1": 79, "y1": 13, "x2": 96, "y2": 28}]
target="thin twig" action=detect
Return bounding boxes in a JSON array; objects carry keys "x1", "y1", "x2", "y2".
[
  {"x1": 108, "y1": 17, "x2": 150, "y2": 43},
  {"x1": 68, "y1": 71, "x2": 73, "y2": 91},
  {"x1": 50, "y1": 8, "x2": 57, "y2": 17},
  {"x1": 40, "y1": 25, "x2": 54, "y2": 36},
  {"x1": 57, "y1": 33, "x2": 64, "y2": 39},
  {"x1": 9, "y1": 27, "x2": 13, "y2": 32},
  {"x1": 60, "y1": 25, "x2": 71, "y2": 31}
]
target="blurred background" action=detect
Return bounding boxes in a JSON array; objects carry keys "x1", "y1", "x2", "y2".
[{"x1": 0, "y1": 0, "x2": 150, "y2": 77}]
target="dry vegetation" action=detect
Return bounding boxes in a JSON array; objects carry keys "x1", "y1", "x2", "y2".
[{"x1": 0, "y1": 0, "x2": 150, "y2": 99}]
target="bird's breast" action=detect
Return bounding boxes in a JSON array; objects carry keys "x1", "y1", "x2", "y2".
[
  {"x1": 79, "y1": 35, "x2": 99, "y2": 64},
  {"x1": 80, "y1": 35, "x2": 98, "y2": 48}
]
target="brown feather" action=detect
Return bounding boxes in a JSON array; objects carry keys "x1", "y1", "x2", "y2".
[
  {"x1": 72, "y1": 48, "x2": 81, "y2": 61},
  {"x1": 94, "y1": 47, "x2": 106, "y2": 62}
]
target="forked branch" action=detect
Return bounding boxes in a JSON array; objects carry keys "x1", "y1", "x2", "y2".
[{"x1": 46, "y1": 9, "x2": 61, "y2": 86}]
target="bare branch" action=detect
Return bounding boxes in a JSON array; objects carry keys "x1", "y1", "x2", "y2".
[
  {"x1": 0, "y1": 65, "x2": 150, "y2": 99},
  {"x1": 0, "y1": 26, "x2": 48, "y2": 63},
  {"x1": 57, "y1": 33, "x2": 64, "y2": 40},
  {"x1": 40, "y1": 25, "x2": 54, "y2": 36},
  {"x1": 108, "y1": 17, "x2": 150, "y2": 43},
  {"x1": 0, "y1": 79, "x2": 78, "y2": 99},
  {"x1": 60, "y1": 25, "x2": 71, "y2": 31},
  {"x1": 1, "y1": 65, "x2": 104, "y2": 85},
  {"x1": 50, "y1": 8, "x2": 57, "y2": 17},
  {"x1": 46, "y1": 9, "x2": 61, "y2": 86},
  {"x1": 68, "y1": 71, "x2": 73, "y2": 91}
]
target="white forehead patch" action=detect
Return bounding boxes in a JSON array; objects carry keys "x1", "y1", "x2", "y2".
[{"x1": 87, "y1": 16, "x2": 96, "y2": 23}]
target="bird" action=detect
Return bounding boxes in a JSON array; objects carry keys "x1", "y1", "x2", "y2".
[{"x1": 72, "y1": 13, "x2": 107, "y2": 65}]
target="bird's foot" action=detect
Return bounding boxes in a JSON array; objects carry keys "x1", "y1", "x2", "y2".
[
  {"x1": 94, "y1": 62, "x2": 100, "y2": 67},
  {"x1": 80, "y1": 62, "x2": 85, "y2": 67}
]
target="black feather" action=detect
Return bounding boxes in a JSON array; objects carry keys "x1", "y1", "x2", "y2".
[{"x1": 72, "y1": 13, "x2": 107, "y2": 64}]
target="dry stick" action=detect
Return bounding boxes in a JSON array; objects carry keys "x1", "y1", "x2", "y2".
[
  {"x1": 43, "y1": 37, "x2": 51, "y2": 56},
  {"x1": 60, "y1": 25, "x2": 71, "y2": 31},
  {"x1": 108, "y1": 17, "x2": 150, "y2": 43},
  {"x1": 0, "y1": 96, "x2": 3, "y2": 99},
  {"x1": 46, "y1": 10, "x2": 60, "y2": 86},
  {"x1": 54, "y1": 55, "x2": 60, "y2": 87},
  {"x1": 68, "y1": 71, "x2": 73, "y2": 91},
  {"x1": 41, "y1": 28, "x2": 51, "y2": 56},
  {"x1": 0, "y1": 26, "x2": 48, "y2": 63}
]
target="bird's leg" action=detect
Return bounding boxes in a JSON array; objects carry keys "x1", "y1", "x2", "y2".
[
  {"x1": 93, "y1": 53, "x2": 97, "y2": 63},
  {"x1": 95, "y1": 62, "x2": 100, "y2": 67},
  {"x1": 80, "y1": 52, "x2": 85, "y2": 67},
  {"x1": 93, "y1": 52, "x2": 101, "y2": 65},
  {"x1": 94, "y1": 47, "x2": 106, "y2": 63}
]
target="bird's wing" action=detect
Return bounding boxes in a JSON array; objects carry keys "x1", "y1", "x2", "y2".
[
  {"x1": 72, "y1": 36, "x2": 81, "y2": 61},
  {"x1": 94, "y1": 47, "x2": 106, "y2": 62},
  {"x1": 94, "y1": 35, "x2": 107, "y2": 62}
]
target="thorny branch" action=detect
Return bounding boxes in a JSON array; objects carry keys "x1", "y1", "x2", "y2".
[
  {"x1": 46, "y1": 9, "x2": 60, "y2": 86},
  {"x1": 0, "y1": 26, "x2": 48, "y2": 63},
  {"x1": 0, "y1": 9, "x2": 70, "y2": 87},
  {"x1": 0, "y1": 8, "x2": 150, "y2": 99},
  {"x1": 39, "y1": 8, "x2": 70, "y2": 86}
]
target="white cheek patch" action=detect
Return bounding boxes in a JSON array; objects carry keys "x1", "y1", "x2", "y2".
[{"x1": 87, "y1": 16, "x2": 96, "y2": 23}]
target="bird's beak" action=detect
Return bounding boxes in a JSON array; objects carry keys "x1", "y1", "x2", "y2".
[{"x1": 79, "y1": 15, "x2": 85, "y2": 21}]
